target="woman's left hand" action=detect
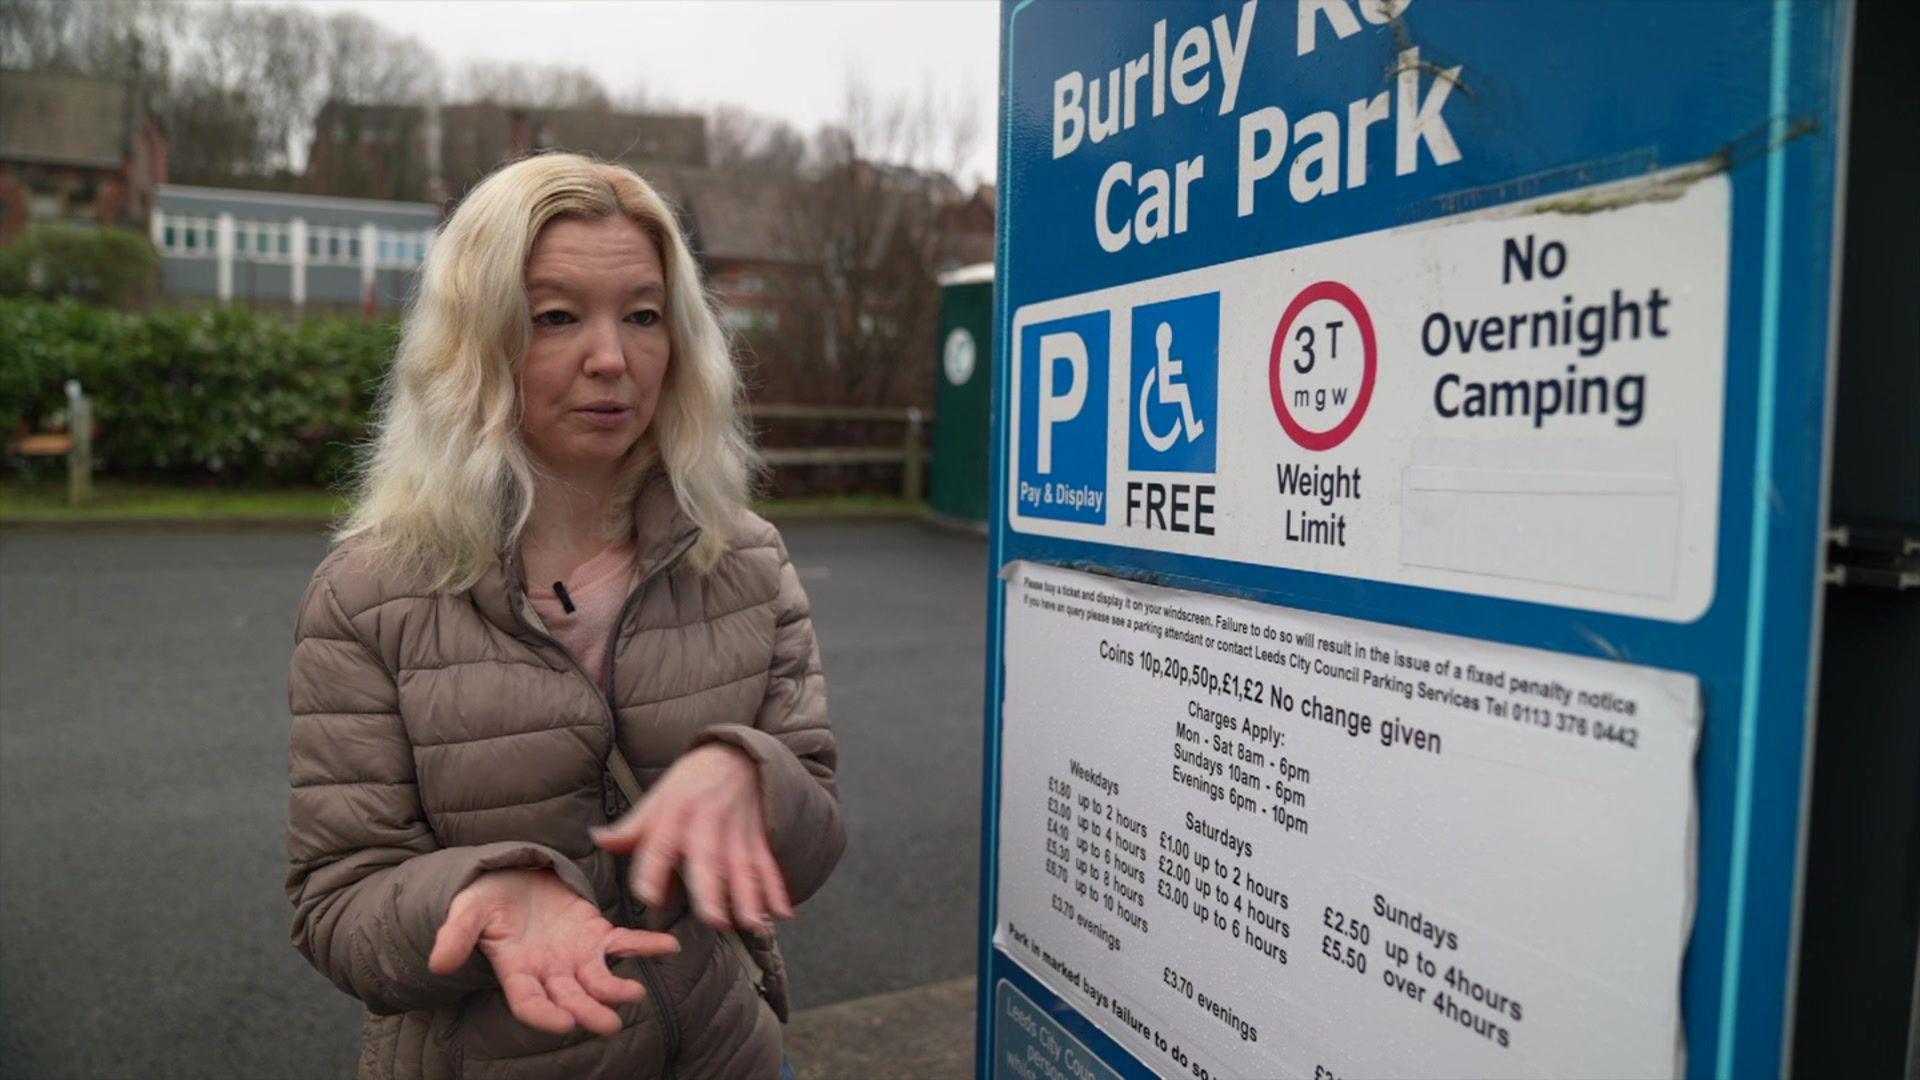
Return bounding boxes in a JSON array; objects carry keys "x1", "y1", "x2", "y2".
[{"x1": 591, "y1": 743, "x2": 795, "y2": 932}]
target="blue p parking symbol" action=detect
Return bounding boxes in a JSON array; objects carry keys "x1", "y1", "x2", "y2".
[
  {"x1": 1129, "y1": 292, "x2": 1219, "y2": 473},
  {"x1": 1018, "y1": 311, "x2": 1109, "y2": 523}
]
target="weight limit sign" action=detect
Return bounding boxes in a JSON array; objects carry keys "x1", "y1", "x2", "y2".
[{"x1": 1269, "y1": 281, "x2": 1378, "y2": 453}]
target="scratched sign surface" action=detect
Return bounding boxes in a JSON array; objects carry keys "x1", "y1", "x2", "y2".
[{"x1": 980, "y1": 3, "x2": 1852, "y2": 1079}]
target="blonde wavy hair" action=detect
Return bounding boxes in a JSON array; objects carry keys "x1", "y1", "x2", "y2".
[{"x1": 332, "y1": 152, "x2": 758, "y2": 593}]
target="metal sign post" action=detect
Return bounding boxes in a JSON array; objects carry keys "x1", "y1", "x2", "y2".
[{"x1": 978, "y1": 3, "x2": 1853, "y2": 1077}]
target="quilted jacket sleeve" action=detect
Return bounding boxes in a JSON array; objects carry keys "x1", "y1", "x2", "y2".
[
  {"x1": 285, "y1": 570, "x2": 598, "y2": 1016},
  {"x1": 696, "y1": 533, "x2": 846, "y2": 906}
]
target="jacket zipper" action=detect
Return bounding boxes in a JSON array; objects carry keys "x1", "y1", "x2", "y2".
[{"x1": 505, "y1": 530, "x2": 698, "y2": 1073}]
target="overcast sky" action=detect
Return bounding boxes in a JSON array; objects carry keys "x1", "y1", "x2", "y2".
[{"x1": 274, "y1": 0, "x2": 1002, "y2": 183}]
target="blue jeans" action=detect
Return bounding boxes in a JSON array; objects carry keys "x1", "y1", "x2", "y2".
[{"x1": 779, "y1": 1057, "x2": 795, "y2": 1080}]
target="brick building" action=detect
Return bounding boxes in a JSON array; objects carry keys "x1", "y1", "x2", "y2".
[
  {"x1": 436, "y1": 102, "x2": 708, "y2": 201},
  {"x1": 0, "y1": 70, "x2": 168, "y2": 244}
]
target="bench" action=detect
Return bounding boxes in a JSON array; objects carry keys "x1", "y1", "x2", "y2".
[{"x1": 6, "y1": 380, "x2": 94, "y2": 506}]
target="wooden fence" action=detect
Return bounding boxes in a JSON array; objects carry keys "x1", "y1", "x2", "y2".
[{"x1": 749, "y1": 404, "x2": 931, "y2": 501}]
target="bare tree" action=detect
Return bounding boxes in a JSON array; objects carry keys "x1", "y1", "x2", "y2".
[
  {"x1": 235, "y1": 6, "x2": 327, "y2": 170},
  {"x1": 707, "y1": 105, "x2": 807, "y2": 174},
  {"x1": 455, "y1": 58, "x2": 611, "y2": 109},
  {"x1": 766, "y1": 78, "x2": 983, "y2": 407},
  {"x1": 318, "y1": 11, "x2": 440, "y2": 108},
  {"x1": 0, "y1": 0, "x2": 185, "y2": 80},
  {"x1": 165, "y1": 4, "x2": 326, "y2": 177},
  {"x1": 614, "y1": 82, "x2": 675, "y2": 115},
  {"x1": 0, "y1": 0, "x2": 70, "y2": 69}
]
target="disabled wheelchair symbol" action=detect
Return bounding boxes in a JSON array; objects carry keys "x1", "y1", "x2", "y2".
[{"x1": 1138, "y1": 321, "x2": 1207, "y2": 453}]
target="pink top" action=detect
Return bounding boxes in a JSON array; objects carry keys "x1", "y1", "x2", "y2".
[{"x1": 526, "y1": 536, "x2": 639, "y2": 694}]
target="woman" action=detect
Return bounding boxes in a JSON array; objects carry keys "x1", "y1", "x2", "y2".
[{"x1": 285, "y1": 152, "x2": 844, "y2": 1079}]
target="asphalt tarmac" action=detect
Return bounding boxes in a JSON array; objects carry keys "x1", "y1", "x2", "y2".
[{"x1": 0, "y1": 519, "x2": 987, "y2": 1078}]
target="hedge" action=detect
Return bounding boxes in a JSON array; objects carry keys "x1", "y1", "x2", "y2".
[
  {"x1": 0, "y1": 299, "x2": 397, "y2": 485},
  {"x1": 0, "y1": 224, "x2": 161, "y2": 309}
]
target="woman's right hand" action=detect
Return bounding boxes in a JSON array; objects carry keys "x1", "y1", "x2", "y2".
[{"x1": 428, "y1": 868, "x2": 680, "y2": 1036}]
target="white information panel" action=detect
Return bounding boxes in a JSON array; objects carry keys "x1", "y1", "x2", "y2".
[
  {"x1": 1008, "y1": 173, "x2": 1730, "y2": 622},
  {"x1": 994, "y1": 561, "x2": 1699, "y2": 1079}
]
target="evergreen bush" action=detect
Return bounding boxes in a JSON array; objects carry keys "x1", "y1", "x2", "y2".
[
  {"x1": 0, "y1": 299, "x2": 395, "y2": 485},
  {"x1": 0, "y1": 225, "x2": 162, "y2": 309}
]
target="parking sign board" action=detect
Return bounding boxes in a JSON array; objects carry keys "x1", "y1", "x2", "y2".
[{"x1": 982, "y1": 3, "x2": 1851, "y2": 1079}]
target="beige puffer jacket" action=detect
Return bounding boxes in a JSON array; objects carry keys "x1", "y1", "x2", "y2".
[{"x1": 285, "y1": 475, "x2": 844, "y2": 1079}]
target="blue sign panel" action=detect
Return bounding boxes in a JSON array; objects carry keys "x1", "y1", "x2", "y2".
[
  {"x1": 981, "y1": 3, "x2": 1851, "y2": 1079},
  {"x1": 1129, "y1": 292, "x2": 1220, "y2": 475},
  {"x1": 1018, "y1": 311, "x2": 1112, "y2": 524}
]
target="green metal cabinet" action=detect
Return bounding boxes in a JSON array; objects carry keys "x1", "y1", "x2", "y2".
[{"x1": 929, "y1": 264, "x2": 993, "y2": 524}]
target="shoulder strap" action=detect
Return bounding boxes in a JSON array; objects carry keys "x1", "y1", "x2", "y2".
[{"x1": 606, "y1": 742, "x2": 646, "y2": 806}]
